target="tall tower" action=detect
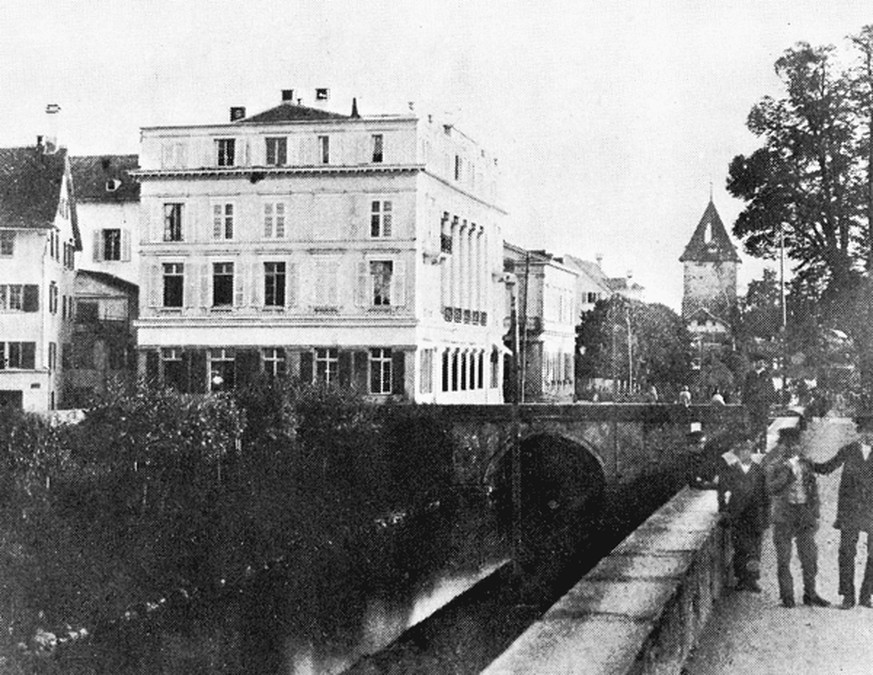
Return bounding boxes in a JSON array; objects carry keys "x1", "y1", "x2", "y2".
[{"x1": 680, "y1": 199, "x2": 740, "y2": 322}]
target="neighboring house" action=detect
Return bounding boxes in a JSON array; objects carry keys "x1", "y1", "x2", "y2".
[
  {"x1": 560, "y1": 253, "x2": 614, "y2": 314},
  {"x1": 0, "y1": 135, "x2": 80, "y2": 411},
  {"x1": 132, "y1": 89, "x2": 507, "y2": 402},
  {"x1": 71, "y1": 154, "x2": 140, "y2": 285},
  {"x1": 504, "y1": 244, "x2": 577, "y2": 402},
  {"x1": 605, "y1": 274, "x2": 645, "y2": 301},
  {"x1": 64, "y1": 270, "x2": 138, "y2": 406}
]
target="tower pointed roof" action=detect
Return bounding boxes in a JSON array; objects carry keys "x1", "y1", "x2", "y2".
[{"x1": 679, "y1": 199, "x2": 740, "y2": 263}]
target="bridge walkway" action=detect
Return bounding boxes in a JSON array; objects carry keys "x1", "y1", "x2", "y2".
[{"x1": 684, "y1": 416, "x2": 873, "y2": 674}]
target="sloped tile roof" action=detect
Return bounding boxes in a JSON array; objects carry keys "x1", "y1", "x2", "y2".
[
  {"x1": 71, "y1": 155, "x2": 140, "y2": 203},
  {"x1": 560, "y1": 254, "x2": 613, "y2": 292},
  {"x1": 236, "y1": 102, "x2": 349, "y2": 124},
  {"x1": 0, "y1": 146, "x2": 70, "y2": 230},
  {"x1": 75, "y1": 269, "x2": 139, "y2": 294},
  {"x1": 680, "y1": 200, "x2": 740, "y2": 263}
]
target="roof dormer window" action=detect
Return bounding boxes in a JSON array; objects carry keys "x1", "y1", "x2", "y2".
[
  {"x1": 105, "y1": 179, "x2": 121, "y2": 192},
  {"x1": 703, "y1": 221, "x2": 712, "y2": 244}
]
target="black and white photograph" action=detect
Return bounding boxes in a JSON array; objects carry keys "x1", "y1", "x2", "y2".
[{"x1": 1, "y1": 1, "x2": 872, "y2": 672}]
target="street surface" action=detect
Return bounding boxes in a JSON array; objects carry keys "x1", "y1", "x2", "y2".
[{"x1": 685, "y1": 416, "x2": 873, "y2": 674}]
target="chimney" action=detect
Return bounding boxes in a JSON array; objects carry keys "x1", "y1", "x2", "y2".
[
  {"x1": 312, "y1": 87, "x2": 330, "y2": 110},
  {"x1": 229, "y1": 106, "x2": 246, "y2": 122},
  {"x1": 350, "y1": 97, "x2": 360, "y2": 119},
  {"x1": 595, "y1": 253, "x2": 603, "y2": 269},
  {"x1": 44, "y1": 103, "x2": 61, "y2": 153},
  {"x1": 281, "y1": 89, "x2": 295, "y2": 104}
]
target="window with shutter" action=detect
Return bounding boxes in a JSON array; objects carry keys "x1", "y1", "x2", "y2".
[
  {"x1": 264, "y1": 262, "x2": 285, "y2": 307},
  {"x1": 212, "y1": 262, "x2": 233, "y2": 307},
  {"x1": 92, "y1": 230, "x2": 103, "y2": 262}
]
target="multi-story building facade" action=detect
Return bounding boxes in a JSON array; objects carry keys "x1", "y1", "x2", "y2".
[
  {"x1": 0, "y1": 139, "x2": 79, "y2": 411},
  {"x1": 559, "y1": 254, "x2": 613, "y2": 314},
  {"x1": 133, "y1": 91, "x2": 506, "y2": 402},
  {"x1": 504, "y1": 245, "x2": 578, "y2": 402},
  {"x1": 71, "y1": 155, "x2": 140, "y2": 285}
]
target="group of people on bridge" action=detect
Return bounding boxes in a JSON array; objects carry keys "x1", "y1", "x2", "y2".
[{"x1": 686, "y1": 407, "x2": 873, "y2": 610}]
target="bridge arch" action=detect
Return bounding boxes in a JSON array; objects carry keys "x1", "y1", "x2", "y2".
[{"x1": 492, "y1": 432, "x2": 607, "y2": 537}]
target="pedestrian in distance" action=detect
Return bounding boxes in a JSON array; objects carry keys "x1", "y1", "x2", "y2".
[
  {"x1": 742, "y1": 356, "x2": 777, "y2": 453},
  {"x1": 711, "y1": 389, "x2": 726, "y2": 406},
  {"x1": 685, "y1": 430, "x2": 720, "y2": 490},
  {"x1": 718, "y1": 433, "x2": 768, "y2": 592},
  {"x1": 766, "y1": 426, "x2": 830, "y2": 608},
  {"x1": 678, "y1": 385, "x2": 692, "y2": 407},
  {"x1": 811, "y1": 413, "x2": 873, "y2": 609}
]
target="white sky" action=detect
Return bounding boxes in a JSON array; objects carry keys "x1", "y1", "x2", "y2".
[{"x1": 1, "y1": 0, "x2": 870, "y2": 310}]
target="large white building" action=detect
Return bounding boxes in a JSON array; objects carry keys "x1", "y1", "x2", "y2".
[
  {"x1": 133, "y1": 90, "x2": 507, "y2": 402},
  {"x1": 0, "y1": 134, "x2": 80, "y2": 411}
]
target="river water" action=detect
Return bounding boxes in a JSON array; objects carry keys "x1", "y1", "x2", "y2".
[{"x1": 58, "y1": 491, "x2": 509, "y2": 674}]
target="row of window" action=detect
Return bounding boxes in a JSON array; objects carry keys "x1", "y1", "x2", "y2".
[
  {"x1": 213, "y1": 134, "x2": 385, "y2": 168},
  {"x1": 150, "y1": 347, "x2": 399, "y2": 396},
  {"x1": 153, "y1": 259, "x2": 405, "y2": 310},
  {"x1": 162, "y1": 134, "x2": 387, "y2": 170},
  {"x1": 438, "y1": 347, "x2": 500, "y2": 393},
  {"x1": 159, "y1": 199, "x2": 393, "y2": 242}
]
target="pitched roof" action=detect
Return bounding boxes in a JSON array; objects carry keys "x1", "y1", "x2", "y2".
[
  {"x1": 687, "y1": 306, "x2": 729, "y2": 325},
  {"x1": 559, "y1": 254, "x2": 613, "y2": 292},
  {"x1": 0, "y1": 146, "x2": 71, "y2": 231},
  {"x1": 71, "y1": 155, "x2": 140, "y2": 203},
  {"x1": 679, "y1": 199, "x2": 740, "y2": 263},
  {"x1": 606, "y1": 277, "x2": 645, "y2": 293},
  {"x1": 75, "y1": 269, "x2": 139, "y2": 294},
  {"x1": 235, "y1": 102, "x2": 349, "y2": 124}
]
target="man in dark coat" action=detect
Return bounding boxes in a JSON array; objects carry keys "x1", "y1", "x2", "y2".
[
  {"x1": 742, "y1": 357, "x2": 777, "y2": 453},
  {"x1": 812, "y1": 414, "x2": 873, "y2": 609},
  {"x1": 766, "y1": 426, "x2": 829, "y2": 608},
  {"x1": 685, "y1": 430, "x2": 719, "y2": 490},
  {"x1": 718, "y1": 434, "x2": 768, "y2": 592}
]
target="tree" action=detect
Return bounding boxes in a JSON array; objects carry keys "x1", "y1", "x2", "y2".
[
  {"x1": 727, "y1": 42, "x2": 860, "y2": 297},
  {"x1": 848, "y1": 25, "x2": 873, "y2": 271},
  {"x1": 576, "y1": 296, "x2": 691, "y2": 399}
]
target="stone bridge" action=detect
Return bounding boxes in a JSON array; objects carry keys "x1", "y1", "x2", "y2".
[{"x1": 435, "y1": 403, "x2": 747, "y2": 526}]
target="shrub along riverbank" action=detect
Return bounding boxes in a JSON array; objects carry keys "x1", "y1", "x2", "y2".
[{"x1": 0, "y1": 378, "x2": 455, "y2": 664}]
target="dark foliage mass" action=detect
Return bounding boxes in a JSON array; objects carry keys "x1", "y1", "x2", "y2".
[
  {"x1": 0, "y1": 380, "x2": 457, "y2": 663},
  {"x1": 576, "y1": 295, "x2": 691, "y2": 401}
]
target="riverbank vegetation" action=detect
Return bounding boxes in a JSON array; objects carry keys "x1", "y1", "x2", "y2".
[{"x1": 0, "y1": 379, "x2": 455, "y2": 665}]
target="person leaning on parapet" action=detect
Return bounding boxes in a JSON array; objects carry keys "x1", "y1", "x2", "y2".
[
  {"x1": 811, "y1": 412, "x2": 873, "y2": 610},
  {"x1": 685, "y1": 430, "x2": 720, "y2": 490},
  {"x1": 711, "y1": 389, "x2": 726, "y2": 406},
  {"x1": 766, "y1": 426, "x2": 830, "y2": 608},
  {"x1": 742, "y1": 356, "x2": 777, "y2": 453},
  {"x1": 678, "y1": 386, "x2": 692, "y2": 407},
  {"x1": 717, "y1": 433, "x2": 768, "y2": 592}
]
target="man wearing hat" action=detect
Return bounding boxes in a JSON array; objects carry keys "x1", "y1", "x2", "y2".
[
  {"x1": 812, "y1": 413, "x2": 873, "y2": 609},
  {"x1": 685, "y1": 429, "x2": 720, "y2": 490},
  {"x1": 718, "y1": 433, "x2": 768, "y2": 592},
  {"x1": 766, "y1": 426, "x2": 829, "y2": 607},
  {"x1": 742, "y1": 356, "x2": 777, "y2": 453}
]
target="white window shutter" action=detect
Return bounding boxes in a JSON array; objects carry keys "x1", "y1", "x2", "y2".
[
  {"x1": 355, "y1": 262, "x2": 369, "y2": 307},
  {"x1": 286, "y1": 262, "x2": 298, "y2": 308},
  {"x1": 92, "y1": 230, "x2": 103, "y2": 262},
  {"x1": 392, "y1": 260, "x2": 406, "y2": 306},
  {"x1": 212, "y1": 204, "x2": 222, "y2": 239},
  {"x1": 250, "y1": 262, "x2": 261, "y2": 307},
  {"x1": 184, "y1": 263, "x2": 198, "y2": 308},
  {"x1": 148, "y1": 264, "x2": 160, "y2": 307},
  {"x1": 200, "y1": 263, "x2": 210, "y2": 308},
  {"x1": 121, "y1": 229, "x2": 131, "y2": 262},
  {"x1": 328, "y1": 261, "x2": 339, "y2": 306},
  {"x1": 234, "y1": 263, "x2": 245, "y2": 307}
]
